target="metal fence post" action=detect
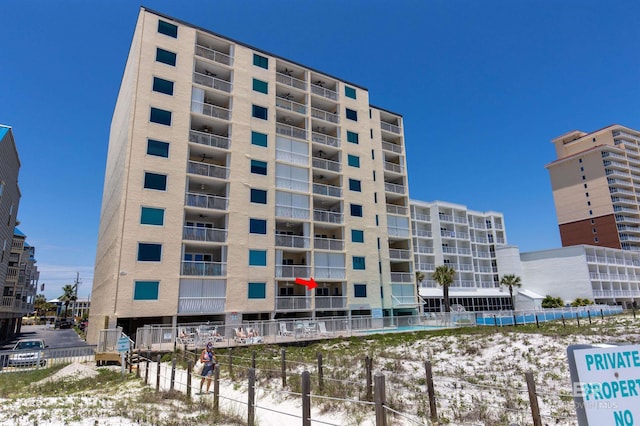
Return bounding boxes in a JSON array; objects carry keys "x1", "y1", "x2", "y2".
[
  {"x1": 535, "y1": 314, "x2": 539, "y2": 328},
  {"x1": 424, "y1": 361, "x2": 437, "y2": 423},
  {"x1": 587, "y1": 310, "x2": 592, "y2": 324},
  {"x1": 365, "y1": 356, "x2": 373, "y2": 401},
  {"x1": 281, "y1": 348, "x2": 287, "y2": 388},
  {"x1": 144, "y1": 357, "x2": 149, "y2": 385},
  {"x1": 525, "y1": 372, "x2": 542, "y2": 426},
  {"x1": 302, "y1": 370, "x2": 311, "y2": 426},
  {"x1": 248, "y1": 367, "x2": 256, "y2": 426},
  {"x1": 213, "y1": 364, "x2": 220, "y2": 414},
  {"x1": 576, "y1": 313, "x2": 580, "y2": 327},
  {"x1": 374, "y1": 373, "x2": 387, "y2": 426},
  {"x1": 252, "y1": 350, "x2": 256, "y2": 369},
  {"x1": 317, "y1": 352, "x2": 324, "y2": 391},
  {"x1": 155, "y1": 354, "x2": 161, "y2": 393},
  {"x1": 136, "y1": 349, "x2": 141, "y2": 378},
  {"x1": 187, "y1": 360, "x2": 192, "y2": 398}
]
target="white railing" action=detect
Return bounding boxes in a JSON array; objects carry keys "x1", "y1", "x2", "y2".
[
  {"x1": 276, "y1": 97, "x2": 307, "y2": 115},
  {"x1": 276, "y1": 123, "x2": 307, "y2": 140},
  {"x1": 276, "y1": 265, "x2": 311, "y2": 278},
  {"x1": 181, "y1": 261, "x2": 226, "y2": 276},
  {"x1": 189, "y1": 130, "x2": 230, "y2": 150},
  {"x1": 194, "y1": 44, "x2": 233, "y2": 66},
  {"x1": 275, "y1": 234, "x2": 310, "y2": 249},
  {"x1": 275, "y1": 149, "x2": 308, "y2": 166},
  {"x1": 187, "y1": 161, "x2": 229, "y2": 179},
  {"x1": 382, "y1": 140, "x2": 402, "y2": 153},
  {"x1": 275, "y1": 205, "x2": 310, "y2": 220},
  {"x1": 313, "y1": 210, "x2": 343, "y2": 224},
  {"x1": 412, "y1": 229, "x2": 432, "y2": 237},
  {"x1": 183, "y1": 226, "x2": 227, "y2": 243},
  {"x1": 313, "y1": 182, "x2": 342, "y2": 198},
  {"x1": 314, "y1": 267, "x2": 347, "y2": 279},
  {"x1": 384, "y1": 182, "x2": 406, "y2": 194},
  {"x1": 311, "y1": 107, "x2": 339, "y2": 123},
  {"x1": 311, "y1": 132, "x2": 340, "y2": 148},
  {"x1": 387, "y1": 205, "x2": 408, "y2": 215},
  {"x1": 411, "y1": 212, "x2": 430, "y2": 222},
  {"x1": 384, "y1": 161, "x2": 405, "y2": 174},
  {"x1": 276, "y1": 177, "x2": 309, "y2": 192},
  {"x1": 275, "y1": 296, "x2": 312, "y2": 310},
  {"x1": 390, "y1": 272, "x2": 413, "y2": 283},
  {"x1": 389, "y1": 249, "x2": 412, "y2": 260},
  {"x1": 312, "y1": 157, "x2": 341, "y2": 172},
  {"x1": 178, "y1": 297, "x2": 226, "y2": 313},
  {"x1": 314, "y1": 237, "x2": 344, "y2": 251},
  {"x1": 192, "y1": 72, "x2": 232, "y2": 93},
  {"x1": 315, "y1": 296, "x2": 347, "y2": 309},
  {"x1": 185, "y1": 192, "x2": 228, "y2": 210},
  {"x1": 192, "y1": 101, "x2": 231, "y2": 120},
  {"x1": 381, "y1": 121, "x2": 401, "y2": 134},
  {"x1": 311, "y1": 84, "x2": 338, "y2": 100},
  {"x1": 276, "y1": 72, "x2": 307, "y2": 90}
]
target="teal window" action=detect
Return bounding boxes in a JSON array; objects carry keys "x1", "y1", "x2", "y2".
[
  {"x1": 156, "y1": 48, "x2": 176, "y2": 66},
  {"x1": 157, "y1": 20, "x2": 178, "y2": 38},
  {"x1": 253, "y1": 53, "x2": 269, "y2": 69},
  {"x1": 144, "y1": 172, "x2": 167, "y2": 190},
  {"x1": 345, "y1": 86, "x2": 356, "y2": 99},
  {"x1": 251, "y1": 131, "x2": 268, "y2": 147},
  {"x1": 251, "y1": 188, "x2": 267, "y2": 204},
  {"x1": 346, "y1": 108, "x2": 358, "y2": 121},
  {"x1": 140, "y1": 207, "x2": 164, "y2": 225},
  {"x1": 349, "y1": 179, "x2": 361, "y2": 192},
  {"x1": 250, "y1": 218, "x2": 267, "y2": 234},
  {"x1": 354, "y1": 284, "x2": 367, "y2": 298},
  {"x1": 252, "y1": 105, "x2": 268, "y2": 120},
  {"x1": 253, "y1": 78, "x2": 268, "y2": 94},
  {"x1": 152, "y1": 77, "x2": 174, "y2": 95},
  {"x1": 351, "y1": 229, "x2": 364, "y2": 243},
  {"x1": 134, "y1": 281, "x2": 159, "y2": 300},
  {"x1": 137, "y1": 243, "x2": 162, "y2": 261},
  {"x1": 347, "y1": 155, "x2": 360, "y2": 168},
  {"x1": 352, "y1": 256, "x2": 366, "y2": 270},
  {"x1": 251, "y1": 160, "x2": 267, "y2": 175},
  {"x1": 347, "y1": 131, "x2": 359, "y2": 144},
  {"x1": 350, "y1": 204, "x2": 363, "y2": 217},
  {"x1": 147, "y1": 139, "x2": 169, "y2": 157},
  {"x1": 249, "y1": 250, "x2": 267, "y2": 266},
  {"x1": 375, "y1": 214, "x2": 379, "y2": 226},
  {"x1": 248, "y1": 282, "x2": 266, "y2": 299},
  {"x1": 150, "y1": 107, "x2": 171, "y2": 125}
]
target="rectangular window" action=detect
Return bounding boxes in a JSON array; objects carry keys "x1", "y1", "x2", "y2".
[
  {"x1": 347, "y1": 155, "x2": 360, "y2": 168},
  {"x1": 248, "y1": 282, "x2": 266, "y2": 299},
  {"x1": 251, "y1": 159, "x2": 268, "y2": 175},
  {"x1": 250, "y1": 188, "x2": 267, "y2": 204},
  {"x1": 137, "y1": 243, "x2": 162, "y2": 261},
  {"x1": 249, "y1": 249, "x2": 267, "y2": 266},
  {"x1": 349, "y1": 179, "x2": 362, "y2": 192},
  {"x1": 134, "y1": 281, "x2": 160, "y2": 300},
  {"x1": 354, "y1": 284, "x2": 367, "y2": 298},
  {"x1": 252, "y1": 105, "x2": 268, "y2": 120},
  {"x1": 253, "y1": 53, "x2": 269, "y2": 69},
  {"x1": 147, "y1": 139, "x2": 169, "y2": 157},
  {"x1": 156, "y1": 48, "x2": 176, "y2": 66},
  {"x1": 350, "y1": 204, "x2": 363, "y2": 217},
  {"x1": 140, "y1": 207, "x2": 164, "y2": 225},
  {"x1": 253, "y1": 78, "x2": 268, "y2": 94},
  {"x1": 347, "y1": 131, "x2": 359, "y2": 144},
  {"x1": 351, "y1": 229, "x2": 364, "y2": 243},
  {"x1": 345, "y1": 86, "x2": 356, "y2": 99},
  {"x1": 346, "y1": 108, "x2": 358, "y2": 121},
  {"x1": 252, "y1": 131, "x2": 268, "y2": 147},
  {"x1": 144, "y1": 172, "x2": 167, "y2": 190},
  {"x1": 152, "y1": 77, "x2": 174, "y2": 95},
  {"x1": 249, "y1": 218, "x2": 267, "y2": 234},
  {"x1": 158, "y1": 20, "x2": 178, "y2": 38},
  {"x1": 150, "y1": 107, "x2": 172, "y2": 125},
  {"x1": 353, "y1": 256, "x2": 366, "y2": 270}
]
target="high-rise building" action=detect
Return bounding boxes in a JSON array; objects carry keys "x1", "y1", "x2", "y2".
[
  {"x1": 410, "y1": 200, "x2": 511, "y2": 311},
  {"x1": 547, "y1": 125, "x2": 640, "y2": 251},
  {"x1": 87, "y1": 8, "x2": 417, "y2": 343}
]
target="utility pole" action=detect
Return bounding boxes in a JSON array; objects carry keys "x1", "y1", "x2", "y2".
[{"x1": 71, "y1": 272, "x2": 80, "y2": 319}]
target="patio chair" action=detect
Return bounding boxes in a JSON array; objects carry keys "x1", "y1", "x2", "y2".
[
  {"x1": 317, "y1": 321, "x2": 331, "y2": 337},
  {"x1": 234, "y1": 327, "x2": 247, "y2": 344},
  {"x1": 279, "y1": 323, "x2": 293, "y2": 336}
]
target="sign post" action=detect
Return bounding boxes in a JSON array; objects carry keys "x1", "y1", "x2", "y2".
[
  {"x1": 117, "y1": 336, "x2": 130, "y2": 379},
  {"x1": 567, "y1": 344, "x2": 640, "y2": 425}
]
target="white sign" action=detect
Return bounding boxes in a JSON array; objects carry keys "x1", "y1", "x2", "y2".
[
  {"x1": 568, "y1": 344, "x2": 640, "y2": 426},
  {"x1": 117, "y1": 337, "x2": 130, "y2": 353}
]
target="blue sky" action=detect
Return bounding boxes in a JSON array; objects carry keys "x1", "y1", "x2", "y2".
[{"x1": 1, "y1": 0, "x2": 639, "y2": 300}]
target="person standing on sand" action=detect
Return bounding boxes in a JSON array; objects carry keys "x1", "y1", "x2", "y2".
[{"x1": 199, "y1": 342, "x2": 217, "y2": 394}]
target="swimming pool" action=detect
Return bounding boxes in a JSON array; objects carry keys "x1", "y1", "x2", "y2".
[{"x1": 362, "y1": 324, "x2": 445, "y2": 334}]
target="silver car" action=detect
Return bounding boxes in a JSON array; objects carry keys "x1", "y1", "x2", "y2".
[{"x1": 8, "y1": 339, "x2": 47, "y2": 367}]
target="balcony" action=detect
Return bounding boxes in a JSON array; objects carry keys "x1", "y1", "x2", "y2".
[
  {"x1": 276, "y1": 265, "x2": 311, "y2": 278},
  {"x1": 314, "y1": 237, "x2": 344, "y2": 251},
  {"x1": 389, "y1": 249, "x2": 412, "y2": 260},
  {"x1": 276, "y1": 97, "x2": 307, "y2": 115},
  {"x1": 312, "y1": 157, "x2": 341, "y2": 173},
  {"x1": 276, "y1": 296, "x2": 312, "y2": 311},
  {"x1": 311, "y1": 107, "x2": 339, "y2": 124},
  {"x1": 275, "y1": 234, "x2": 310, "y2": 249},
  {"x1": 382, "y1": 140, "x2": 402, "y2": 154},
  {"x1": 412, "y1": 229, "x2": 432, "y2": 238},
  {"x1": 313, "y1": 209, "x2": 343, "y2": 224},
  {"x1": 185, "y1": 192, "x2": 228, "y2": 211},
  {"x1": 315, "y1": 296, "x2": 347, "y2": 310},
  {"x1": 313, "y1": 182, "x2": 342, "y2": 198},
  {"x1": 192, "y1": 101, "x2": 231, "y2": 121},
  {"x1": 178, "y1": 297, "x2": 226, "y2": 314},
  {"x1": 277, "y1": 123, "x2": 307, "y2": 140},
  {"x1": 388, "y1": 226, "x2": 410, "y2": 238},
  {"x1": 416, "y1": 263, "x2": 435, "y2": 271},
  {"x1": 381, "y1": 122, "x2": 401, "y2": 134},
  {"x1": 183, "y1": 226, "x2": 227, "y2": 243},
  {"x1": 384, "y1": 161, "x2": 405, "y2": 174},
  {"x1": 276, "y1": 72, "x2": 307, "y2": 90},
  {"x1": 193, "y1": 72, "x2": 232, "y2": 93},
  {"x1": 387, "y1": 205, "x2": 408, "y2": 215},
  {"x1": 414, "y1": 246, "x2": 434, "y2": 254},
  {"x1": 276, "y1": 205, "x2": 310, "y2": 220},
  {"x1": 384, "y1": 182, "x2": 406, "y2": 194},
  {"x1": 311, "y1": 83, "x2": 338, "y2": 100},
  {"x1": 195, "y1": 44, "x2": 233, "y2": 66},
  {"x1": 189, "y1": 130, "x2": 230, "y2": 150},
  {"x1": 593, "y1": 290, "x2": 640, "y2": 298},
  {"x1": 314, "y1": 267, "x2": 346, "y2": 280},
  {"x1": 276, "y1": 177, "x2": 309, "y2": 192},
  {"x1": 312, "y1": 132, "x2": 340, "y2": 148},
  {"x1": 187, "y1": 161, "x2": 229, "y2": 180},
  {"x1": 390, "y1": 272, "x2": 413, "y2": 283},
  {"x1": 411, "y1": 212, "x2": 430, "y2": 222},
  {"x1": 181, "y1": 261, "x2": 227, "y2": 276}
]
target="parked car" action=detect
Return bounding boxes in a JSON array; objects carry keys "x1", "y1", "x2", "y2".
[
  {"x1": 55, "y1": 319, "x2": 73, "y2": 329},
  {"x1": 8, "y1": 339, "x2": 47, "y2": 367}
]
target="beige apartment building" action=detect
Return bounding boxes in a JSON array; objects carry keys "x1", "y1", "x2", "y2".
[
  {"x1": 547, "y1": 125, "x2": 640, "y2": 251},
  {"x1": 87, "y1": 8, "x2": 417, "y2": 343}
]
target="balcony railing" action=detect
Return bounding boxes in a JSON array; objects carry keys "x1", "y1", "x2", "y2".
[
  {"x1": 392, "y1": 295, "x2": 418, "y2": 306},
  {"x1": 276, "y1": 265, "x2": 311, "y2": 278},
  {"x1": 185, "y1": 192, "x2": 228, "y2": 211},
  {"x1": 193, "y1": 72, "x2": 232, "y2": 93},
  {"x1": 389, "y1": 249, "x2": 412, "y2": 260},
  {"x1": 181, "y1": 261, "x2": 227, "y2": 276},
  {"x1": 314, "y1": 237, "x2": 344, "y2": 251},
  {"x1": 387, "y1": 205, "x2": 408, "y2": 215},
  {"x1": 187, "y1": 161, "x2": 229, "y2": 179},
  {"x1": 312, "y1": 132, "x2": 340, "y2": 148},
  {"x1": 178, "y1": 297, "x2": 226, "y2": 313},
  {"x1": 313, "y1": 183, "x2": 342, "y2": 198},
  {"x1": 275, "y1": 205, "x2": 310, "y2": 220},
  {"x1": 276, "y1": 97, "x2": 307, "y2": 115},
  {"x1": 276, "y1": 149, "x2": 309, "y2": 166},
  {"x1": 384, "y1": 161, "x2": 405, "y2": 174},
  {"x1": 382, "y1": 140, "x2": 402, "y2": 153},
  {"x1": 183, "y1": 226, "x2": 227, "y2": 243},
  {"x1": 276, "y1": 177, "x2": 309, "y2": 192},
  {"x1": 313, "y1": 210, "x2": 343, "y2": 224},
  {"x1": 311, "y1": 84, "x2": 338, "y2": 100},
  {"x1": 277, "y1": 123, "x2": 307, "y2": 140},
  {"x1": 275, "y1": 234, "x2": 310, "y2": 249},
  {"x1": 314, "y1": 267, "x2": 346, "y2": 279},
  {"x1": 384, "y1": 182, "x2": 406, "y2": 194},
  {"x1": 195, "y1": 44, "x2": 233, "y2": 66},
  {"x1": 381, "y1": 122, "x2": 401, "y2": 134},
  {"x1": 276, "y1": 72, "x2": 307, "y2": 90},
  {"x1": 189, "y1": 130, "x2": 230, "y2": 150},
  {"x1": 411, "y1": 212, "x2": 430, "y2": 222},
  {"x1": 315, "y1": 296, "x2": 347, "y2": 310},
  {"x1": 275, "y1": 296, "x2": 312, "y2": 311},
  {"x1": 412, "y1": 229, "x2": 432, "y2": 237},
  {"x1": 312, "y1": 157, "x2": 341, "y2": 173},
  {"x1": 390, "y1": 272, "x2": 413, "y2": 283},
  {"x1": 416, "y1": 263, "x2": 435, "y2": 271},
  {"x1": 414, "y1": 246, "x2": 434, "y2": 254},
  {"x1": 311, "y1": 107, "x2": 339, "y2": 123},
  {"x1": 388, "y1": 226, "x2": 411, "y2": 238},
  {"x1": 192, "y1": 101, "x2": 231, "y2": 120}
]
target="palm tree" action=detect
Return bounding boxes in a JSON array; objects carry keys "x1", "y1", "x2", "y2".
[
  {"x1": 60, "y1": 284, "x2": 77, "y2": 319},
  {"x1": 415, "y1": 270, "x2": 425, "y2": 293},
  {"x1": 33, "y1": 294, "x2": 51, "y2": 318},
  {"x1": 432, "y1": 265, "x2": 456, "y2": 312},
  {"x1": 500, "y1": 274, "x2": 522, "y2": 310}
]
